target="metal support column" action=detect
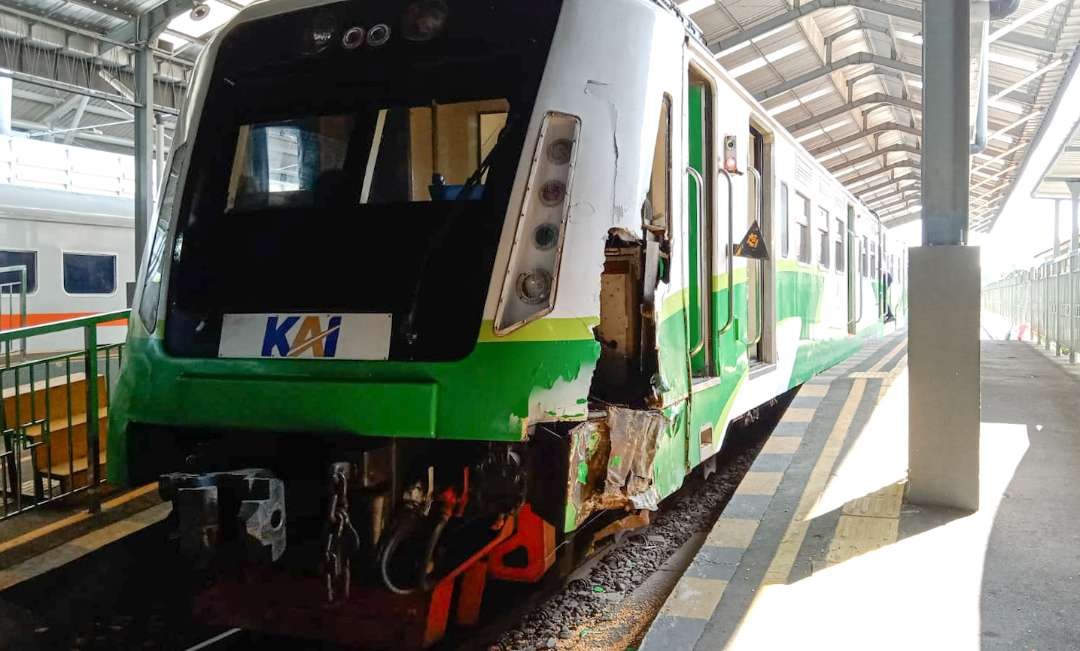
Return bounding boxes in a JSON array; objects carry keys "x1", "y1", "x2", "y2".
[
  {"x1": 908, "y1": 0, "x2": 980, "y2": 511},
  {"x1": 0, "y1": 77, "x2": 11, "y2": 136},
  {"x1": 1069, "y1": 181, "x2": 1080, "y2": 363},
  {"x1": 1049, "y1": 200, "x2": 1058, "y2": 349},
  {"x1": 133, "y1": 18, "x2": 156, "y2": 276}
]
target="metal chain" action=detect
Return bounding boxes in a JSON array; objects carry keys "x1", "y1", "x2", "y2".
[{"x1": 323, "y1": 465, "x2": 360, "y2": 603}]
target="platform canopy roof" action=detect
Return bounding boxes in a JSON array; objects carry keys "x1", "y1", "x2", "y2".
[
  {"x1": 0, "y1": 0, "x2": 1078, "y2": 233},
  {"x1": 1032, "y1": 112, "x2": 1080, "y2": 199},
  {"x1": 679, "y1": 0, "x2": 1080, "y2": 233}
]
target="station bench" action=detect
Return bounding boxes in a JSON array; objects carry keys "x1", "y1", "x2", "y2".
[{"x1": 1, "y1": 373, "x2": 108, "y2": 494}]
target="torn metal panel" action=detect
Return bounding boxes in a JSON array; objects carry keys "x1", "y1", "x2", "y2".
[
  {"x1": 603, "y1": 406, "x2": 665, "y2": 511},
  {"x1": 565, "y1": 418, "x2": 611, "y2": 530},
  {"x1": 564, "y1": 405, "x2": 667, "y2": 530}
]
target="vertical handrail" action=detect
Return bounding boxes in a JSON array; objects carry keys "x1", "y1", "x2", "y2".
[
  {"x1": 685, "y1": 167, "x2": 707, "y2": 358},
  {"x1": 740, "y1": 167, "x2": 764, "y2": 347},
  {"x1": 84, "y1": 323, "x2": 101, "y2": 513},
  {"x1": 717, "y1": 168, "x2": 735, "y2": 335}
]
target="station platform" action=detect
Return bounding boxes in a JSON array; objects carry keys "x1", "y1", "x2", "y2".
[{"x1": 642, "y1": 329, "x2": 1080, "y2": 651}]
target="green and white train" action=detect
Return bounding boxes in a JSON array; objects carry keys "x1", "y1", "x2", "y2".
[{"x1": 108, "y1": 0, "x2": 905, "y2": 644}]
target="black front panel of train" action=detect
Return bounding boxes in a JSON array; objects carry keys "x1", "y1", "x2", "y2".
[{"x1": 164, "y1": 0, "x2": 564, "y2": 361}]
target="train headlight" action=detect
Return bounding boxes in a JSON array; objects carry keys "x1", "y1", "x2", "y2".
[
  {"x1": 517, "y1": 270, "x2": 553, "y2": 305},
  {"x1": 494, "y1": 112, "x2": 581, "y2": 335}
]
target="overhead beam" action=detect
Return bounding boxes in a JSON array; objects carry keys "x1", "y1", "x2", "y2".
[
  {"x1": 826, "y1": 144, "x2": 921, "y2": 173},
  {"x1": 756, "y1": 53, "x2": 921, "y2": 101},
  {"x1": 808, "y1": 121, "x2": 921, "y2": 157},
  {"x1": 709, "y1": 0, "x2": 920, "y2": 53},
  {"x1": 709, "y1": 0, "x2": 1057, "y2": 55},
  {"x1": 63, "y1": 97, "x2": 90, "y2": 146},
  {"x1": 107, "y1": 0, "x2": 195, "y2": 44},
  {"x1": 788, "y1": 92, "x2": 921, "y2": 134},
  {"x1": 988, "y1": 0, "x2": 1068, "y2": 44},
  {"x1": 840, "y1": 160, "x2": 919, "y2": 187},
  {"x1": 12, "y1": 118, "x2": 132, "y2": 148},
  {"x1": 857, "y1": 172, "x2": 921, "y2": 198}
]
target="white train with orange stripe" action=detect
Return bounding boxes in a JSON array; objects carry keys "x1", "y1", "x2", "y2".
[{"x1": 0, "y1": 181, "x2": 133, "y2": 351}]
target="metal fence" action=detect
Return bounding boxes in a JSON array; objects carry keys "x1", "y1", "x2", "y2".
[
  {"x1": 984, "y1": 252, "x2": 1080, "y2": 360},
  {"x1": 0, "y1": 310, "x2": 129, "y2": 520},
  {"x1": 0, "y1": 265, "x2": 28, "y2": 356}
]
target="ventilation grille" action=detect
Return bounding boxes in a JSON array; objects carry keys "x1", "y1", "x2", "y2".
[{"x1": 795, "y1": 156, "x2": 814, "y2": 186}]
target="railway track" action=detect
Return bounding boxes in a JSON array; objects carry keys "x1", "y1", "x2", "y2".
[{"x1": 4, "y1": 392, "x2": 791, "y2": 651}]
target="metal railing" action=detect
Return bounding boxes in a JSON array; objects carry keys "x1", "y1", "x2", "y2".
[
  {"x1": 0, "y1": 265, "x2": 28, "y2": 357},
  {"x1": 984, "y1": 252, "x2": 1080, "y2": 360},
  {"x1": 0, "y1": 310, "x2": 129, "y2": 520}
]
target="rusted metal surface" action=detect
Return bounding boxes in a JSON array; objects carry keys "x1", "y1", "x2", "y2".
[{"x1": 566, "y1": 407, "x2": 667, "y2": 529}]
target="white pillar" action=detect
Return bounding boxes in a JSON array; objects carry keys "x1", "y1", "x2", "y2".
[
  {"x1": 1069, "y1": 182, "x2": 1080, "y2": 363},
  {"x1": 908, "y1": 0, "x2": 980, "y2": 511},
  {"x1": 0, "y1": 76, "x2": 12, "y2": 136}
]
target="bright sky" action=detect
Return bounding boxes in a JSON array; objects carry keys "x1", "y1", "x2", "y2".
[{"x1": 970, "y1": 65, "x2": 1080, "y2": 283}]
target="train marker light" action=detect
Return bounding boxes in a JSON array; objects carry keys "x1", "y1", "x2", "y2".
[
  {"x1": 494, "y1": 112, "x2": 581, "y2": 335},
  {"x1": 723, "y1": 134, "x2": 740, "y2": 174},
  {"x1": 367, "y1": 24, "x2": 392, "y2": 48},
  {"x1": 342, "y1": 27, "x2": 367, "y2": 50}
]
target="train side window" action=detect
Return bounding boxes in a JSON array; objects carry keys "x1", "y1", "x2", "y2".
[
  {"x1": 63, "y1": 253, "x2": 117, "y2": 295},
  {"x1": 141, "y1": 143, "x2": 186, "y2": 333},
  {"x1": 0, "y1": 250, "x2": 37, "y2": 294},
  {"x1": 817, "y1": 207, "x2": 830, "y2": 268},
  {"x1": 795, "y1": 192, "x2": 811, "y2": 263},
  {"x1": 861, "y1": 236, "x2": 869, "y2": 277},
  {"x1": 645, "y1": 95, "x2": 672, "y2": 238},
  {"x1": 834, "y1": 218, "x2": 845, "y2": 273},
  {"x1": 780, "y1": 182, "x2": 790, "y2": 258}
]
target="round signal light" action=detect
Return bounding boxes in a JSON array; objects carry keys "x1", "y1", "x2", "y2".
[
  {"x1": 517, "y1": 269, "x2": 553, "y2": 305},
  {"x1": 367, "y1": 24, "x2": 392, "y2": 47},
  {"x1": 534, "y1": 223, "x2": 560, "y2": 251},
  {"x1": 342, "y1": 26, "x2": 367, "y2": 49},
  {"x1": 539, "y1": 180, "x2": 567, "y2": 207},
  {"x1": 547, "y1": 139, "x2": 573, "y2": 165}
]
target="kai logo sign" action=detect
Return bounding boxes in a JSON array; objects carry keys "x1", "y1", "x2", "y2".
[
  {"x1": 219, "y1": 313, "x2": 393, "y2": 361},
  {"x1": 261, "y1": 315, "x2": 342, "y2": 358}
]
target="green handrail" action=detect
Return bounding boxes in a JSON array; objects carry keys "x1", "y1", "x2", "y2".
[
  {"x1": 0, "y1": 310, "x2": 130, "y2": 345},
  {"x1": 0, "y1": 309, "x2": 130, "y2": 517}
]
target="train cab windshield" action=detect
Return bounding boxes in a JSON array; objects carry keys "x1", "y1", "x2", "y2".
[{"x1": 164, "y1": 0, "x2": 563, "y2": 361}]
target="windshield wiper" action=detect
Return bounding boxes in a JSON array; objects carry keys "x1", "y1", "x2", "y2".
[{"x1": 401, "y1": 118, "x2": 515, "y2": 349}]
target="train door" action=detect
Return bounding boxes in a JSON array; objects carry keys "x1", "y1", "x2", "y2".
[
  {"x1": 686, "y1": 70, "x2": 714, "y2": 378},
  {"x1": 746, "y1": 126, "x2": 774, "y2": 366},
  {"x1": 846, "y1": 205, "x2": 857, "y2": 335}
]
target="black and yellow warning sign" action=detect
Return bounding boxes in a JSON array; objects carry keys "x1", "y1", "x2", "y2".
[{"x1": 734, "y1": 220, "x2": 770, "y2": 260}]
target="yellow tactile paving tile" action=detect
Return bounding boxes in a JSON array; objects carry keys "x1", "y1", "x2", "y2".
[
  {"x1": 762, "y1": 436, "x2": 801, "y2": 455},
  {"x1": 824, "y1": 514, "x2": 900, "y2": 567},
  {"x1": 783, "y1": 407, "x2": 816, "y2": 422},
  {"x1": 760, "y1": 378, "x2": 868, "y2": 586},
  {"x1": 663, "y1": 577, "x2": 729, "y2": 620},
  {"x1": 0, "y1": 483, "x2": 158, "y2": 556},
  {"x1": 705, "y1": 518, "x2": 759, "y2": 549},
  {"x1": 738, "y1": 471, "x2": 783, "y2": 496},
  {"x1": 841, "y1": 483, "x2": 904, "y2": 518},
  {"x1": 799, "y1": 383, "x2": 828, "y2": 397}
]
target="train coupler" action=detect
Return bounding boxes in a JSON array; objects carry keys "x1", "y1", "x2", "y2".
[{"x1": 159, "y1": 469, "x2": 286, "y2": 567}]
